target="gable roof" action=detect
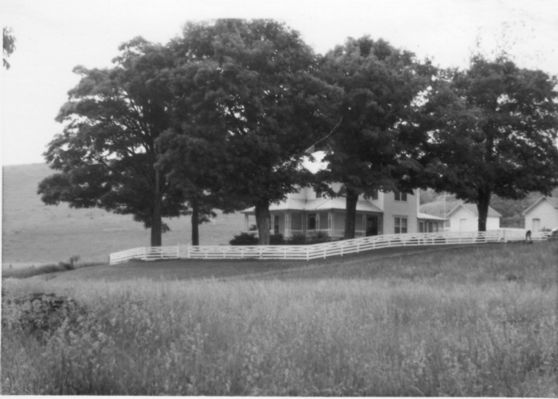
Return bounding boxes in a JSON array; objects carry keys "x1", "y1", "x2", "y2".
[
  {"x1": 522, "y1": 196, "x2": 558, "y2": 215},
  {"x1": 417, "y1": 212, "x2": 446, "y2": 221},
  {"x1": 447, "y1": 203, "x2": 502, "y2": 218},
  {"x1": 419, "y1": 200, "x2": 461, "y2": 218},
  {"x1": 420, "y1": 200, "x2": 501, "y2": 218}
]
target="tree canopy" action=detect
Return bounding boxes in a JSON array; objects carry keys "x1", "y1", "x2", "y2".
[
  {"x1": 318, "y1": 37, "x2": 435, "y2": 238},
  {"x1": 38, "y1": 37, "x2": 186, "y2": 246},
  {"x1": 423, "y1": 56, "x2": 558, "y2": 230},
  {"x1": 159, "y1": 19, "x2": 334, "y2": 244}
]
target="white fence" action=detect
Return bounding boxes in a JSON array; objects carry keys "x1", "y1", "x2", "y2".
[{"x1": 109, "y1": 228, "x2": 549, "y2": 265}]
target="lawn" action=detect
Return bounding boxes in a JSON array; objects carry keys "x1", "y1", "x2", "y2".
[
  {"x1": 2, "y1": 241, "x2": 557, "y2": 396},
  {"x1": 2, "y1": 164, "x2": 245, "y2": 266}
]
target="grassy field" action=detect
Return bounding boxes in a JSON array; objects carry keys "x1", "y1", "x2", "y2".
[
  {"x1": 2, "y1": 241, "x2": 557, "y2": 396},
  {"x1": 2, "y1": 163, "x2": 245, "y2": 266}
]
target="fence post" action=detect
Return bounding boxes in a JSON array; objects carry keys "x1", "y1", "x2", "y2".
[{"x1": 306, "y1": 246, "x2": 310, "y2": 261}]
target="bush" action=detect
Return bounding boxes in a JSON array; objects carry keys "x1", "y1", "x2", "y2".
[
  {"x1": 269, "y1": 234, "x2": 285, "y2": 245},
  {"x1": 58, "y1": 255, "x2": 80, "y2": 270},
  {"x1": 2, "y1": 293, "x2": 87, "y2": 343},
  {"x1": 286, "y1": 233, "x2": 307, "y2": 245},
  {"x1": 229, "y1": 233, "x2": 259, "y2": 245},
  {"x1": 310, "y1": 231, "x2": 330, "y2": 244}
]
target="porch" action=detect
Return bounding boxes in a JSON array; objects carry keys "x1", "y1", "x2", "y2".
[{"x1": 244, "y1": 210, "x2": 384, "y2": 240}]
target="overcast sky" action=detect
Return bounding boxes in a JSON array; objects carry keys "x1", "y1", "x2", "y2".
[{"x1": 1, "y1": 0, "x2": 557, "y2": 166}]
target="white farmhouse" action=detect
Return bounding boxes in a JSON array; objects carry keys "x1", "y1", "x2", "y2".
[
  {"x1": 242, "y1": 184, "x2": 445, "y2": 239},
  {"x1": 522, "y1": 196, "x2": 558, "y2": 232}
]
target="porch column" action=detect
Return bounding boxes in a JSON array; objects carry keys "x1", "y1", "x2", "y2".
[{"x1": 285, "y1": 213, "x2": 291, "y2": 238}]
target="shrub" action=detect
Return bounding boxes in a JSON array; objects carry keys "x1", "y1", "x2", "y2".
[
  {"x1": 2, "y1": 293, "x2": 87, "y2": 343},
  {"x1": 229, "y1": 232, "x2": 259, "y2": 245},
  {"x1": 286, "y1": 233, "x2": 307, "y2": 245},
  {"x1": 269, "y1": 233, "x2": 285, "y2": 245},
  {"x1": 58, "y1": 255, "x2": 80, "y2": 270},
  {"x1": 310, "y1": 231, "x2": 330, "y2": 243}
]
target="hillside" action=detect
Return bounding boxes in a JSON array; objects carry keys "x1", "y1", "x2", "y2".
[{"x1": 2, "y1": 164, "x2": 245, "y2": 265}]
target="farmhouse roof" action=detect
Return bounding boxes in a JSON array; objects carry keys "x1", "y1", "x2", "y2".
[
  {"x1": 241, "y1": 197, "x2": 383, "y2": 214},
  {"x1": 419, "y1": 200, "x2": 461, "y2": 218},
  {"x1": 447, "y1": 203, "x2": 502, "y2": 218},
  {"x1": 417, "y1": 212, "x2": 446, "y2": 221},
  {"x1": 420, "y1": 201, "x2": 501, "y2": 218},
  {"x1": 522, "y1": 196, "x2": 558, "y2": 215}
]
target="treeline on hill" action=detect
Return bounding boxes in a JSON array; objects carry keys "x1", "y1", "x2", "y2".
[{"x1": 38, "y1": 19, "x2": 558, "y2": 246}]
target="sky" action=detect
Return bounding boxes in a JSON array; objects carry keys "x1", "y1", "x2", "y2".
[{"x1": 1, "y1": 0, "x2": 558, "y2": 166}]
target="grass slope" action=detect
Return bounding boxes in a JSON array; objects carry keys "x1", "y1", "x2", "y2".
[
  {"x1": 2, "y1": 163, "x2": 245, "y2": 265},
  {"x1": 2, "y1": 242, "x2": 557, "y2": 396},
  {"x1": 24, "y1": 245, "x2": 461, "y2": 282}
]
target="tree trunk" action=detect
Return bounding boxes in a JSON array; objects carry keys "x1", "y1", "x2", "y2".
[
  {"x1": 151, "y1": 168, "x2": 163, "y2": 246},
  {"x1": 344, "y1": 188, "x2": 359, "y2": 239},
  {"x1": 476, "y1": 190, "x2": 491, "y2": 232},
  {"x1": 191, "y1": 197, "x2": 200, "y2": 246},
  {"x1": 255, "y1": 200, "x2": 271, "y2": 245}
]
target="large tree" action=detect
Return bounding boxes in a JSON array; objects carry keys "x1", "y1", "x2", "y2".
[
  {"x1": 38, "y1": 37, "x2": 185, "y2": 246},
  {"x1": 318, "y1": 37, "x2": 435, "y2": 238},
  {"x1": 423, "y1": 56, "x2": 558, "y2": 231},
  {"x1": 160, "y1": 19, "x2": 333, "y2": 245}
]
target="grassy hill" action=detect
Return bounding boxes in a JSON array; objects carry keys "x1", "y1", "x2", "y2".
[
  {"x1": 3, "y1": 241, "x2": 557, "y2": 396},
  {"x1": 2, "y1": 164, "x2": 245, "y2": 265}
]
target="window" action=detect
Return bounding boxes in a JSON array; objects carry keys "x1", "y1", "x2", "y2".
[
  {"x1": 273, "y1": 215, "x2": 280, "y2": 235},
  {"x1": 319, "y1": 212, "x2": 329, "y2": 230},
  {"x1": 394, "y1": 190, "x2": 407, "y2": 201},
  {"x1": 394, "y1": 216, "x2": 408, "y2": 234},
  {"x1": 307, "y1": 213, "x2": 317, "y2": 230}
]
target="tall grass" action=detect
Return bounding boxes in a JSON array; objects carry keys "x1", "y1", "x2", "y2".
[{"x1": 3, "y1": 275, "x2": 557, "y2": 396}]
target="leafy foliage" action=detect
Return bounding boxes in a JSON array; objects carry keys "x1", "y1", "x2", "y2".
[
  {"x1": 38, "y1": 38, "x2": 186, "y2": 245},
  {"x1": 160, "y1": 20, "x2": 334, "y2": 244},
  {"x1": 229, "y1": 232, "x2": 259, "y2": 245},
  {"x1": 423, "y1": 56, "x2": 558, "y2": 230},
  {"x1": 318, "y1": 37, "x2": 435, "y2": 238}
]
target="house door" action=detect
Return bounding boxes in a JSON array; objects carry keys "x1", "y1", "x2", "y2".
[
  {"x1": 532, "y1": 218, "x2": 540, "y2": 232},
  {"x1": 366, "y1": 215, "x2": 379, "y2": 236}
]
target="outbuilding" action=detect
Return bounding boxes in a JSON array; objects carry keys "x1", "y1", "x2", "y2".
[{"x1": 522, "y1": 196, "x2": 558, "y2": 232}]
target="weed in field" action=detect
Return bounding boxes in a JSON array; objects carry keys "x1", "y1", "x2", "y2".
[
  {"x1": 2, "y1": 243, "x2": 557, "y2": 396},
  {"x1": 2, "y1": 276, "x2": 557, "y2": 396}
]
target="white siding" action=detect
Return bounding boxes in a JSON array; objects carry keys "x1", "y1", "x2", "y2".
[
  {"x1": 448, "y1": 206, "x2": 500, "y2": 231},
  {"x1": 380, "y1": 189, "x2": 419, "y2": 234},
  {"x1": 524, "y1": 201, "x2": 558, "y2": 231}
]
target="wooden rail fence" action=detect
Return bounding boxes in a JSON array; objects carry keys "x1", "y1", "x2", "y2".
[{"x1": 109, "y1": 228, "x2": 548, "y2": 265}]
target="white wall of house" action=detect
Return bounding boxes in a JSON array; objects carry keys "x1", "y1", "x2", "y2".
[
  {"x1": 524, "y1": 201, "x2": 558, "y2": 232},
  {"x1": 447, "y1": 207, "x2": 500, "y2": 231},
  {"x1": 380, "y1": 189, "x2": 419, "y2": 234}
]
